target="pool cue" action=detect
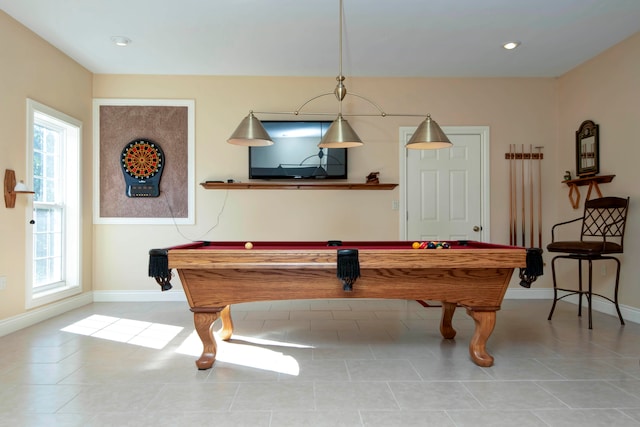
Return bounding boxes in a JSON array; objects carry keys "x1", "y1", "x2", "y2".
[
  {"x1": 509, "y1": 144, "x2": 513, "y2": 245},
  {"x1": 536, "y1": 146, "x2": 543, "y2": 248},
  {"x1": 513, "y1": 144, "x2": 517, "y2": 245},
  {"x1": 511, "y1": 144, "x2": 517, "y2": 245},
  {"x1": 529, "y1": 144, "x2": 534, "y2": 247},
  {"x1": 521, "y1": 144, "x2": 525, "y2": 246}
]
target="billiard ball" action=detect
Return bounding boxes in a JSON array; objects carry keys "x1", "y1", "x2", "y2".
[
  {"x1": 419, "y1": 241, "x2": 428, "y2": 249},
  {"x1": 442, "y1": 242, "x2": 450, "y2": 249},
  {"x1": 245, "y1": 242, "x2": 253, "y2": 249},
  {"x1": 412, "y1": 242, "x2": 421, "y2": 249},
  {"x1": 427, "y1": 242, "x2": 436, "y2": 249}
]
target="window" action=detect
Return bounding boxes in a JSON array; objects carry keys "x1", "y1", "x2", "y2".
[{"x1": 26, "y1": 99, "x2": 81, "y2": 308}]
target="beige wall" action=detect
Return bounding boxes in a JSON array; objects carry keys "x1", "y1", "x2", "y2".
[
  {"x1": 91, "y1": 75, "x2": 558, "y2": 292},
  {"x1": 1, "y1": 8, "x2": 638, "y2": 324},
  {"x1": 0, "y1": 11, "x2": 93, "y2": 318},
  {"x1": 557, "y1": 31, "x2": 640, "y2": 308}
]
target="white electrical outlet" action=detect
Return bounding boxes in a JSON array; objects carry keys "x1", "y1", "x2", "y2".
[
  {"x1": 391, "y1": 200, "x2": 399, "y2": 210},
  {"x1": 0, "y1": 276, "x2": 6, "y2": 290}
]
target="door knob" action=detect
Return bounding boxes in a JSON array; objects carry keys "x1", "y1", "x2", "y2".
[{"x1": 473, "y1": 225, "x2": 482, "y2": 232}]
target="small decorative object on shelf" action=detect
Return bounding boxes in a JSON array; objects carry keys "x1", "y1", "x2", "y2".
[
  {"x1": 366, "y1": 171, "x2": 380, "y2": 184},
  {"x1": 563, "y1": 171, "x2": 572, "y2": 181}
]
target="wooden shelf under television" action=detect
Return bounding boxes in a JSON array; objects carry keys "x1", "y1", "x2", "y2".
[{"x1": 200, "y1": 182, "x2": 398, "y2": 190}]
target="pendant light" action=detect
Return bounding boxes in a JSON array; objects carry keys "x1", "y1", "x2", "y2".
[{"x1": 227, "y1": 0, "x2": 451, "y2": 151}]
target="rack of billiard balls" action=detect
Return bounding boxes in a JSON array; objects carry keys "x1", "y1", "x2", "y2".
[{"x1": 412, "y1": 241, "x2": 451, "y2": 249}]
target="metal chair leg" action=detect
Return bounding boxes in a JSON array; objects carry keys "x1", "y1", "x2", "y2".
[
  {"x1": 548, "y1": 254, "x2": 624, "y2": 329},
  {"x1": 612, "y1": 257, "x2": 625, "y2": 325},
  {"x1": 587, "y1": 259, "x2": 593, "y2": 329},
  {"x1": 548, "y1": 256, "x2": 559, "y2": 320},
  {"x1": 578, "y1": 258, "x2": 583, "y2": 318}
]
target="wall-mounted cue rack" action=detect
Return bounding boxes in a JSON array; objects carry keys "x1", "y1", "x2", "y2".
[{"x1": 505, "y1": 145, "x2": 544, "y2": 248}]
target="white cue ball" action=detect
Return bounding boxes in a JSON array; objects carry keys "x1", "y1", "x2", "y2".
[{"x1": 244, "y1": 242, "x2": 253, "y2": 249}]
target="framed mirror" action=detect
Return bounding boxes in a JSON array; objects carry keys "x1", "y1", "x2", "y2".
[{"x1": 576, "y1": 120, "x2": 599, "y2": 177}]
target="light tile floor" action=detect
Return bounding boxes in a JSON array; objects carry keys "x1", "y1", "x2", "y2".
[{"x1": 1, "y1": 299, "x2": 640, "y2": 426}]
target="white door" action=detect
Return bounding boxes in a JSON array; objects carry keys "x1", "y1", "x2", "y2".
[{"x1": 399, "y1": 126, "x2": 490, "y2": 242}]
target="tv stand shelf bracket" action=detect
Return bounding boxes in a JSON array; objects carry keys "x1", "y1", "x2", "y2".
[
  {"x1": 201, "y1": 182, "x2": 398, "y2": 190},
  {"x1": 562, "y1": 174, "x2": 615, "y2": 209}
]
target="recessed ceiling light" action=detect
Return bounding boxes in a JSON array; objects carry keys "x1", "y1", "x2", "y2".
[
  {"x1": 111, "y1": 36, "x2": 132, "y2": 47},
  {"x1": 503, "y1": 41, "x2": 521, "y2": 50}
]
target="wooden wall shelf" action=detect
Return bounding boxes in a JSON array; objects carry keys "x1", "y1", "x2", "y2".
[
  {"x1": 201, "y1": 182, "x2": 398, "y2": 190},
  {"x1": 562, "y1": 174, "x2": 615, "y2": 209}
]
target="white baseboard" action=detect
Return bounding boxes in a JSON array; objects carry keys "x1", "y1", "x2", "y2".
[
  {"x1": 92, "y1": 290, "x2": 187, "y2": 302},
  {"x1": 505, "y1": 287, "x2": 640, "y2": 325},
  {"x1": 505, "y1": 287, "x2": 553, "y2": 300},
  {"x1": 561, "y1": 294, "x2": 640, "y2": 325},
  {"x1": 0, "y1": 292, "x2": 93, "y2": 337},
  {"x1": 3, "y1": 288, "x2": 640, "y2": 338}
]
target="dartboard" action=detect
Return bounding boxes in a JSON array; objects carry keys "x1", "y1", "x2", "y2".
[
  {"x1": 121, "y1": 139, "x2": 163, "y2": 179},
  {"x1": 120, "y1": 139, "x2": 165, "y2": 197}
]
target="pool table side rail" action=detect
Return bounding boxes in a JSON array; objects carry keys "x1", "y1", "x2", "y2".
[{"x1": 167, "y1": 248, "x2": 527, "y2": 270}]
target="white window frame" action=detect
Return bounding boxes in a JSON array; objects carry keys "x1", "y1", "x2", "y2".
[{"x1": 25, "y1": 99, "x2": 82, "y2": 309}]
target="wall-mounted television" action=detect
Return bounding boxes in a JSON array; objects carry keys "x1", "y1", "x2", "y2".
[{"x1": 248, "y1": 121, "x2": 348, "y2": 180}]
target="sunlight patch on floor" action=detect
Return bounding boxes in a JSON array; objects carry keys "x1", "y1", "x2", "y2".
[
  {"x1": 60, "y1": 314, "x2": 183, "y2": 349},
  {"x1": 175, "y1": 331, "x2": 312, "y2": 375}
]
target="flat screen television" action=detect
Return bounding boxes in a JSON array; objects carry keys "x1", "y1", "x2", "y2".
[{"x1": 248, "y1": 121, "x2": 348, "y2": 180}]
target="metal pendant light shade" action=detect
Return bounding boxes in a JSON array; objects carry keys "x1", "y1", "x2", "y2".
[
  {"x1": 406, "y1": 114, "x2": 452, "y2": 149},
  {"x1": 318, "y1": 114, "x2": 364, "y2": 148},
  {"x1": 227, "y1": 112, "x2": 274, "y2": 146}
]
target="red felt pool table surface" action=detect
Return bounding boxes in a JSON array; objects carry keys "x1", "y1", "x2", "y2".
[
  {"x1": 151, "y1": 240, "x2": 528, "y2": 369},
  {"x1": 167, "y1": 240, "x2": 516, "y2": 251}
]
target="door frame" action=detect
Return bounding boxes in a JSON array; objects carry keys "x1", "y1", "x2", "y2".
[{"x1": 398, "y1": 126, "x2": 491, "y2": 241}]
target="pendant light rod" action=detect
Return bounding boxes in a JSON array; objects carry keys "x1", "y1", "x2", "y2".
[
  {"x1": 319, "y1": 0, "x2": 364, "y2": 151},
  {"x1": 336, "y1": 0, "x2": 345, "y2": 116},
  {"x1": 339, "y1": 0, "x2": 344, "y2": 83},
  {"x1": 250, "y1": 110, "x2": 434, "y2": 118},
  {"x1": 291, "y1": 91, "x2": 387, "y2": 116}
]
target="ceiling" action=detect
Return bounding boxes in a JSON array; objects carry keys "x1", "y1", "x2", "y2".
[{"x1": 2, "y1": 0, "x2": 640, "y2": 78}]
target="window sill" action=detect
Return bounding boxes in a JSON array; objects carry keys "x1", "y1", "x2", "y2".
[{"x1": 27, "y1": 284, "x2": 81, "y2": 309}]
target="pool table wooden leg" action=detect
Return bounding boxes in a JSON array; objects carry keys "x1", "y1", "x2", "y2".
[
  {"x1": 440, "y1": 302, "x2": 457, "y2": 339},
  {"x1": 466, "y1": 309, "x2": 496, "y2": 367},
  {"x1": 218, "y1": 305, "x2": 234, "y2": 341},
  {"x1": 193, "y1": 310, "x2": 221, "y2": 370}
]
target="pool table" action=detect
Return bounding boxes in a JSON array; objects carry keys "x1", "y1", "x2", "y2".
[{"x1": 149, "y1": 240, "x2": 537, "y2": 369}]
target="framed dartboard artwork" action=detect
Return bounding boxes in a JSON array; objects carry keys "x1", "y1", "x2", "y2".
[{"x1": 93, "y1": 99, "x2": 195, "y2": 224}]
